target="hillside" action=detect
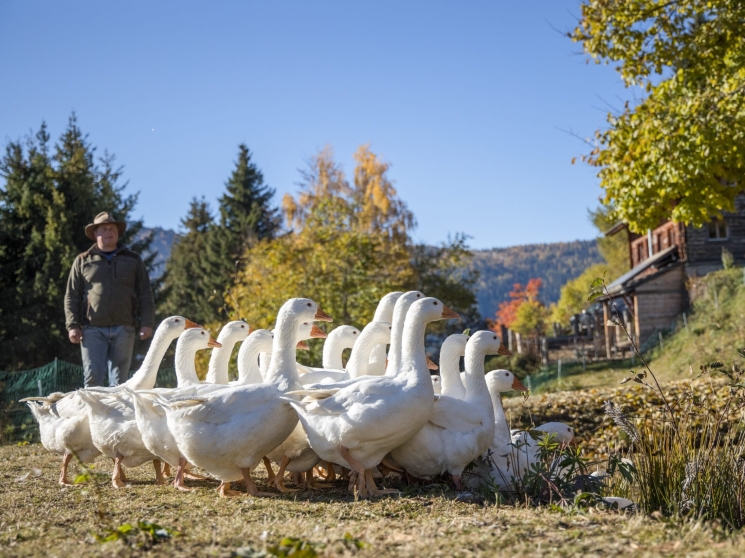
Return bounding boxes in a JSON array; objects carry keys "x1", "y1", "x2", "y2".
[
  {"x1": 470, "y1": 239, "x2": 602, "y2": 319},
  {"x1": 138, "y1": 228, "x2": 601, "y2": 316}
]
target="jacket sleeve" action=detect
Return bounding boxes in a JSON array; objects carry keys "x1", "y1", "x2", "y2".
[
  {"x1": 136, "y1": 257, "x2": 155, "y2": 328},
  {"x1": 64, "y1": 256, "x2": 84, "y2": 330}
]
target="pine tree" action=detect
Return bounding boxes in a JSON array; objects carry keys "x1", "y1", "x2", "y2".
[
  {"x1": 0, "y1": 115, "x2": 154, "y2": 369},
  {"x1": 158, "y1": 198, "x2": 218, "y2": 323},
  {"x1": 200, "y1": 145, "x2": 280, "y2": 321}
]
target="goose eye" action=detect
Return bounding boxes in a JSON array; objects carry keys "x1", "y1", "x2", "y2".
[
  {"x1": 493, "y1": 336, "x2": 497, "y2": 340},
  {"x1": 353, "y1": 331, "x2": 357, "y2": 335},
  {"x1": 417, "y1": 294, "x2": 421, "y2": 297},
  {"x1": 307, "y1": 303, "x2": 312, "y2": 307},
  {"x1": 433, "y1": 301, "x2": 438, "y2": 305},
  {"x1": 175, "y1": 319, "x2": 180, "y2": 322}
]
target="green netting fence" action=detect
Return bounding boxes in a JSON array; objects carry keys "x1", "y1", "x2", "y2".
[{"x1": 0, "y1": 359, "x2": 176, "y2": 445}]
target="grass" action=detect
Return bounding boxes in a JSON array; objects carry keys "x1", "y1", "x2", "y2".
[{"x1": 3, "y1": 444, "x2": 745, "y2": 557}]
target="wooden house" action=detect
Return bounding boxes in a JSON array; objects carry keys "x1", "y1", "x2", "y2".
[{"x1": 601, "y1": 194, "x2": 745, "y2": 353}]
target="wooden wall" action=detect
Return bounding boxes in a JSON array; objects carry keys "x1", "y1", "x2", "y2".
[
  {"x1": 685, "y1": 194, "x2": 745, "y2": 274},
  {"x1": 633, "y1": 264, "x2": 687, "y2": 343}
]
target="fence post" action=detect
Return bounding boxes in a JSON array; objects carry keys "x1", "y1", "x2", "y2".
[
  {"x1": 714, "y1": 288, "x2": 719, "y2": 309},
  {"x1": 54, "y1": 357, "x2": 59, "y2": 393},
  {"x1": 526, "y1": 375, "x2": 532, "y2": 392},
  {"x1": 37, "y1": 379, "x2": 43, "y2": 397},
  {"x1": 658, "y1": 331, "x2": 664, "y2": 352},
  {"x1": 557, "y1": 359, "x2": 562, "y2": 384}
]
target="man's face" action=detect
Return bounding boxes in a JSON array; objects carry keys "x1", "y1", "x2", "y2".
[{"x1": 94, "y1": 223, "x2": 119, "y2": 250}]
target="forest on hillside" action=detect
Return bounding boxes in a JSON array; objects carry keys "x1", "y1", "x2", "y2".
[{"x1": 470, "y1": 240, "x2": 602, "y2": 319}]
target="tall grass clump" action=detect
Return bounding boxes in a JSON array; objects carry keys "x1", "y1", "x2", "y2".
[{"x1": 591, "y1": 275, "x2": 745, "y2": 527}]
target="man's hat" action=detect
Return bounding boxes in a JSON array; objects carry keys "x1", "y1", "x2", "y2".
[{"x1": 85, "y1": 211, "x2": 126, "y2": 240}]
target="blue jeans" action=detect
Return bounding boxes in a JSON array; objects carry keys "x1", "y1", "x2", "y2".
[{"x1": 80, "y1": 325, "x2": 136, "y2": 387}]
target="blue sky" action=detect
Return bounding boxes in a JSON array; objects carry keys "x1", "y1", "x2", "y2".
[{"x1": 0, "y1": 1, "x2": 635, "y2": 249}]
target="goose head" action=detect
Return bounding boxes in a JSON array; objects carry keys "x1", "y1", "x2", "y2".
[
  {"x1": 361, "y1": 321, "x2": 392, "y2": 346},
  {"x1": 441, "y1": 333, "x2": 469, "y2": 361},
  {"x1": 467, "y1": 331, "x2": 512, "y2": 359},
  {"x1": 158, "y1": 315, "x2": 201, "y2": 336},
  {"x1": 179, "y1": 327, "x2": 222, "y2": 351},
  {"x1": 535, "y1": 422, "x2": 576, "y2": 445},
  {"x1": 485, "y1": 369, "x2": 527, "y2": 395},
  {"x1": 216, "y1": 320, "x2": 250, "y2": 345},
  {"x1": 407, "y1": 297, "x2": 459, "y2": 325},
  {"x1": 374, "y1": 291, "x2": 404, "y2": 322},
  {"x1": 295, "y1": 321, "x2": 328, "y2": 350},
  {"x1": 326, "y1": 325, "x2": 360, "y2": 348}
]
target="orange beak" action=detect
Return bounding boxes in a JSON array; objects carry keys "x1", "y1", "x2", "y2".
[
  {"x1": 248, "y1": 326, "x2": 256, "y2": 335},
  {"x1": 498, "y1": 343, "x2": 512, "y2": 356},
  {"x1": 207, "y1": 337, "x2": 222, "y2": 349},
  {"x1": 310, "y1": 324, "x2": 328, "y2": 339},
  {"x1": 441, "y1": 305, "x2": 459, "y2": 320},
  {"x1": 426, "y1": 356, "x2": 439, "y2": 371},
  {"x1": 184, "y1": 319, "x2": 200, "y2": 329},
  {"x1": 314, "y1": 307, "x2": 333, "y2": 322},
  {"x1": 296, "y1": 340, "x2": 309, "y2": 351},
  {"x1": 511, "y1": 376, "x2": 528, "y2": 392}
]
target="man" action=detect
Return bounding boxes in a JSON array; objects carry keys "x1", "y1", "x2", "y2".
[{"x1": 64, "y1": 211, "x2": 155, "y2": 387}]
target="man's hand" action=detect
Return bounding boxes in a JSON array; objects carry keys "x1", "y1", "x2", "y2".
[
  {"x1": 139, "y1": 327, "x2": 153, "y2": 341},
  {"x1": 68, "y1": 327, "x2": 83, "y2": 344}
]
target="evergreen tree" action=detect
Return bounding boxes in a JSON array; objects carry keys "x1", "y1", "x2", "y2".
[
  {"x1": 158, "y1": 198, "x2": 217, "y2": 323},
  {"x1": 0, "y1": 115, "x2": 154, "y2": 369},
  {"x1": 185, "y1": 144, "x2": 280, "y2": 322}
]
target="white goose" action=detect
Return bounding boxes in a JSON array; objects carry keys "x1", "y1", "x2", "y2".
[
  {"x1": 286, "y1": 297, "x2": 459, "y2": 497},
  {"x1": 160, "y1": 298, "x2": 332, "y2": 497},
  {"x1": 127, "y1": 327, "x2": 233, "y2": 490},
  {"x1": 205, "y1": 321, "x2": 250, "y2": 384},
  {"x1": 21, "y1": 316, "x2": 196, "y2": 485},
  {"x1": 439, "y1": 333, "x2": 469, "y2": 399},
  {"x1": 266, "y1": 321, "x2": 393, "y2": 492},
  {"x1": 322, "y1": 325, "x2": 360, "y2": 370},
  {"x1": 300, "y1": 291, "x2": 425, "y2": 393},
  {"x1": 77, "y1": 327, "x2": 221, "y2": 488},
  {"x1": 236, "y1": 329, "x2": 275, "y2": 385},
  {"x1": 367, "y1": 291, "x2": 403, "y2": 375},
  {"x1": 298, "y1": 321, "x2": 393, "y2": 386},
  {"x1": 389, "y1": 331, "x2": 510, "y2": 489}
]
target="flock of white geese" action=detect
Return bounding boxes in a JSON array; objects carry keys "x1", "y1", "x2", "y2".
[{"x1": 23, "y1": 291, "x2": 576, "y2": 498}]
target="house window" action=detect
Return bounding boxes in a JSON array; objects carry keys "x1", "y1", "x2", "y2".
[{"x1": 708, "y1": 220, "x2": 728, "y2": 241}]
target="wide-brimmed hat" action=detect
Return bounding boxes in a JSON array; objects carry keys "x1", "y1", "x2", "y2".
[{"x1": 85, "y1": 211, "x2": 126, "y2": 240}]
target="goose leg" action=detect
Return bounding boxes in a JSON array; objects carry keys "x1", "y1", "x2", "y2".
[
  {"x1": 154, "y1": 459, "x2": 167, "y2": 485},
  {"x1": 162, "y1": 462, "x2": 171, "y2": 477},
  {"x1": 112, "y1": 454, "x2": 126, "y2": 489},
  {"x1": 339, "y1": 445, "x2": 367, "y2": 498},
  {"x1": 273, "y1": 456, "x2": 299, "y2": 493},
  {"x1": 241, "y1": 468, "x2": 276, "y2": 497},
  {"x1": 262, "y1": 457, "x2": 276, "y2": 482},
  {"x1": 381, "y1": 456, "x2": 404, "y2": 473},
  {"x1": 305, "y1": 468, "x2": 332, "y2": 490},
  {"x1": 217, "y1": 481, "x2": 242, "y2": 498},
  {"x1": 59, "y1": 452, "x2": 73, "y2": 486},
  {"x1": 183, "y1": 464, "x2": 208, "y2": 480},
  {"x1": 365, "y1": 469, "x2": 400, "y2": 497},
  {"x1": 173, "y1": 456, "x2": 192, "y2": 492},
  {"x1": 452, "y1": 474, "x2": 463, "y2": 491}
]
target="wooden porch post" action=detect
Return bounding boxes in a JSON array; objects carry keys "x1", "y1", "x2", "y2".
[{"x1": 603, "y1": 300, "x2": 612, "y2": 359}]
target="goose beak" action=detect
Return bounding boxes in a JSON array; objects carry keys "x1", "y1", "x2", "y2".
[
  {"x1": 426, "y1": 356, "x2": 439, "y2": 370},
  {"x1": 248, "y1": 326, "x2": 256, "y2": 334},
  {"x1": 296, "y1": 341, "x2": 309, "y2": 350},
  {"x1": 441, "y1": 305, "x2": 459, "y2": 320},
  {"x1": 569, "y1": 437, "x2": 579, "y2": 447},
  {"x1": 498, "y1": 343, "x2": 512, "y2": 356},
  {"x1": 314, "y1": 307, "x2": 333, "y2": 322},
  {"x1": 207, "y1": 337, "x2": 222, "y2": 349},
  {"x1": 184, "y1": 319, "x2": 200, "y2": 329},
  {"x1": 310, "y1": 325, "x2": 328, "y2": 339},
  {"x1": 511, "y1": 377, "x2": 528, "y2": 392}
]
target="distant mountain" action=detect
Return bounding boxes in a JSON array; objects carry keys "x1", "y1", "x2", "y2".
[
  {"x1": 470, "y1": 240, "x2": 602, "y2": 319},
  {"x1": 139, "y1": 227, "x2": 177, "y2": 278},
  {"x1": 137, "y1": 227, "x2": 602, "y2": 317}
]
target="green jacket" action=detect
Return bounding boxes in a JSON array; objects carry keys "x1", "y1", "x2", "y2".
[{"x1": 64, "y1": 244, "x2": 154, "y2": 330}]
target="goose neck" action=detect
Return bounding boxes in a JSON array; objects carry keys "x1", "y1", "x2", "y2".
[
  {"x1": 124, "y1": 325, "x2": 176, "y2": 390},
  {"x1": 346, "y1": 333, "x2": 377, "y2": 378},
  {"x1": 439, "y1": 348, "x2": 465, "y2": 398},
  {"x1": 491, "y1": 390, "x2": 510, "y2": 442},
  {"x1": 400, "y1": 316, "x2": 429, "y2": 383},
  {"x1": 237, "y1": 340, "x2": 265, "y2": 384},
  {"x1": 175, "y1": 344, "x2": 201, "y2": 386},
  {"x1": 206, "y1": 337, "x2": 238, "y2": 384},
  {"x1": 463, "y1": 347, "x2": 490, "y2": 400},
  {"x1": 322, "y1": 337, "x2": 343, "y2": 370},
  {"x1": 386, "y1": 306, "x2": 408, "y2": 376},
  {"x1": 264, "y1": 317, "x2": 301, "y2": 391}
]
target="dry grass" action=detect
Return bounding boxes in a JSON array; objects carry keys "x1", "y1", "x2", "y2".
[{"x1": 2, "y1": 444, "x2": 745, "y2": 557}]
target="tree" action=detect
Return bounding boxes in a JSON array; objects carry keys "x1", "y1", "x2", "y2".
[
  {"x1": 550, "y1": 263, "x2": 608, "y2": 325},
  {"x1": 158, "y1": 198, "x2": 217, "y2": 323},
  {"x1": 160, "y1": 145, "x2": 280, "y2": 324},
  {"x1": 230, "y1": 145, "x2": 478, "y2": 364},
  {"x1": 494, "y1": 279, "x2": 544, "y2": 330},
  {"x1": 572, "y1": 1, "x2": 745, "y2": 232},
  {"x1": 0, "y1": 116, "x2": 154, "y2": 370}
]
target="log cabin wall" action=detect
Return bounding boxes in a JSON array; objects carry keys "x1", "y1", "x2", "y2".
[
  {"x1": 632, "y1": 264, "x2": 687, "y2": 343},
  {"x1": 685, "y1": 194, "x2": 745, "y2": 276}
]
